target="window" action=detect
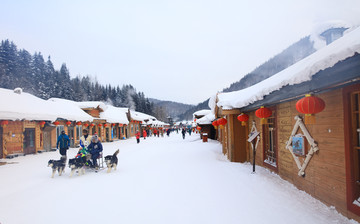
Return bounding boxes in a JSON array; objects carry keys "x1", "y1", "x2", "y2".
[
  {"x1": 76, "y1": 125, "x2": 82, "y2": 141},
  {"x1": 56, "y1": 125, "x2": 64, "y2": 138},
  {"x1": 262, "y1": 108, "x2": 278, "y2": 170}
]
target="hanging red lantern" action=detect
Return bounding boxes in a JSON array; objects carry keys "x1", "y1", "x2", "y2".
[
  {"x1": 84, "y1": 123, "x2": 89, "y2": 127},
  {"x1": 296, "y1": 94, "x2": 325, "y2": 124},
  {"x1": 53, "y1": 121, "x2": 60, "y2": 126},
  {"x1": 196, "y1": 126, "x2": 201, "y2": 131},
  {"x1": 1, "y1": 120, "x2": 9, "y2": 127},
  {"x1": 237, "y1": 113, "x2": 249, "y2": 126},
  {"x1": 217, "y1": 118, "x2": 227, "y2": 129},
  {"x1": 98, "y1": 124, "x2": 102, "y2": 127},
  {"x1": 104, "y1": 124, "x2": 108, "y2": 127},
  {"x1": 194, "y1": 118, "x2": 197, "y2": 122},
  {"x1": 39, "y1": 121, "x2": 46, "y2": 127},
  {"x1": 90, "y1": 123, "x2": 95, "y2": 127},
  {"x1": 255, "y1": 106, "x2": 272, "y2": 125},
  {"x1": 112, "y1": 123, "x2": 116, "y2": 126},
  {"x1": 119, "y1": 124, "x2": 123, "y2": 127},
  {"x1": 76, "y1": 121, "x2": 82, "y2": 126},
  {"x1": 66, "y1": 121, "x2": 72, "y2": 126},
  {"x1": 212, "y1": 120, "x2": 219, "y2": 129}
]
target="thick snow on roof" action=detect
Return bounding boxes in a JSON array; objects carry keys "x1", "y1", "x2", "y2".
[
  {"x1": 130, "y1": 110, "x2": 156, "y2": 122},
  {"x1": 193, "y1": 109, "x2": 211, "y2": 117},
  {"x1": 100, "y1": 105, "x2": 129, "y2": 124},
  {"x1": 0, "y1": 88, "x2": 93, "y2": 122},
  {"x1": 196, "y1": 113, "x2": 215, "y2": 125},
  {"x1": 216, "y1": 25, "x2": 360, "y2": 110},
  {"x1": 76, "y1": 101, "x2": 108, "y2": 111}
]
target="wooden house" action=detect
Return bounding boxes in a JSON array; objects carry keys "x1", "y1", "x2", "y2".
[
  {"x1": 0, "y1": 90, "x2": 93, "y2": 158},
  {"x1": 194, "y1": 109, "x2": 217, "y2": 140},
  {"x1": 214, "y1": 26, "x2": 360, "y2": 220}
]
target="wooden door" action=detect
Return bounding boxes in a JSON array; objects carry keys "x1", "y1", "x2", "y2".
[
  {"x1": 43, "y1": 131, "x2": 52, "y2": 151},
  {"x1": 233, "y1": 115, "x2": 248, "y2": 163},
  {"x1": 68, "y1": 127, "x2": 74, "y2": 147},
  {"x1": 23, "y1": 128, "x2": 36, "y2": 154}
]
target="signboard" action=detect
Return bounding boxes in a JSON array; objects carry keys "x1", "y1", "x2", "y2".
[
  {"x1": 247, "y1": 131, "x2": 260, "y2": 142},
  {"x1": 292, "y1": 135, "x2": 305, "y2": 156}
]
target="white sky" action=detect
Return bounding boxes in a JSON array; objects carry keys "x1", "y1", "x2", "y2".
[{"x1": 1, "y1": 0, "x2": 359, "y2": 105}]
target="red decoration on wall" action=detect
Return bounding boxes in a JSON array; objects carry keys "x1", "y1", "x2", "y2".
[
  {"x1": 104, "y1": 124, "x2": 108, "y2": 127},
  {"x1": 66, "y1": 121, "x2": 72, "y2": 126},
  {"x1": 98, "y1": 124, "x2": 102, "y2": 127},
  {"x1": 296, "y1": 94, "x2": 325, "y2": 124},
  {"x1": 53, "y1": 121, "x2": 60, "y2": 126},
  {"x1": 255, "y1": 106, "x2": 272, "y2": 125},
  {"x1": 76, "y1": 121, "x2": 82, "y2": 126},
  {"x1": 217, "y1": 118, "x2": 227, "y2": 129},
  {"x1": 90, "y1": 123, "x2": 95, "y2": 127},
  {"x1": 1, "y1": 120, "x2": 9, "y2": 127},
  {"x1": 84, "y1": 123, "x2": 89, "y2": 127},
  {"x1": 237, "y1": 113, "x2": 249, "y2": 126},
  {"x1": 212, "y1": 120, "x2": 219, "y2": 129},
  {"x1": 39, "y1": 121, "x2": 46, "y2": 127}
]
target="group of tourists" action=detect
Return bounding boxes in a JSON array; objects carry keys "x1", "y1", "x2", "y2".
[{"x1": 56, "y1": 129, "x2": 103, "y2": 168}]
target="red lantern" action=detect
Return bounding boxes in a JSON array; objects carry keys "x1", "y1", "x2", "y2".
[
  {"x1": 39, "y1": 121, "x2": 46, "y2": 127},
  {"x1": 119, "y1": 124, "x2": 123, "y2": 127},
  {"x1": 1, "y1": 120, "x2": 9, "y2": 127},
  {"x1": 196, "y1": 126, "x2": 201, "y2": 131},
  {"x1": 76, "y1": 121, "x2": 82, "y2": 126},
  {"x1": 112, "y1": 123, "x2": 116, "y2": 126},
  {"x1": 217, "y1": 118, "x2": 227, "y2": 129},
  {"x1": 98, "y1": 124, "x2": 102, "y2": 127},
  {"x1": 66, "y1": 121, "x2": 72, "y2": 126},
  {"x1": 255, "y1": 106, "x2": 272, "y2": 125},
  {"x1": 84, "y1": 123, "x2": 89, "y2": 127},
  {"x1": 53, "y1": 121, "x2": 60, "y2": 126},
  {"x1": 104, "y1": 124, "x2": 108, "y2": 127},
  {"x1": 90, "y1": 123, "x2": 95, "y2": 127},
  {"x1": 296, "y1": 94, "x2": 325, "y2": 124},
  {"x1": 212, "y1": 120, "x2": 219, "y2": 129},
  {"x1": 237, "y1": 113, "x2": 249, "y2": 126}
]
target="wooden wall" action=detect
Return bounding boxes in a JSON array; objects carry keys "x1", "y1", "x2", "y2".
[{"x1": 246, "y1": 88, "x2": 349, "y2": 217}]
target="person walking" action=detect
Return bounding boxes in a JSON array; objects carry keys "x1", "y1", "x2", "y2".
[
  {"x1": 181, "y1": 128, "x2": 186, "y2": 139},
  {"x1": 136, "y1": 131, "x2": 140, "y2": 144},
  {"x1": 56, "y1": 130, "x2": 70, "y2": 160},
  {"x1": 142, "y1": 129, "x2": 147, "y2": 139}
]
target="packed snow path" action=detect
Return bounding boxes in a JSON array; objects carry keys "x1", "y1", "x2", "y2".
[{"x1": 0, "y1": 133, "x2": 357, "y2": 224}]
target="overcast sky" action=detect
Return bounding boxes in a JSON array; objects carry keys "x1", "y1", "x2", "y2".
[{"x1": 1, "y1": 0, "x2": 360, "y2": 105}]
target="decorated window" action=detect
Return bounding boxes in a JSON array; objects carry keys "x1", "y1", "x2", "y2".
[{"x1": 262, "y1": 108, "x2": 277, "y2": 169}]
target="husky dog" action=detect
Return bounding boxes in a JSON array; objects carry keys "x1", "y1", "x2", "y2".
[
  {"x1": 48, "y1": 157, "x2": 66, "y2": 178},
  {"x1": 68, "y1": 156, "x2": 87, "y2": 177},
  {"x1": 104, "y1": 149, "x2": 120, "y2": 173}
]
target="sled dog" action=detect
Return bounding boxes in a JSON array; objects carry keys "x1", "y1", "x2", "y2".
[
  {"x1": 104, "y1": 149, "x2": 120, "y2": 173},
  {"x1": 48, "y1": 158, "x2": 66, "y2": 178},
  {"x1": 68, "y1": 156, "x2": 87, "y2": 177}
]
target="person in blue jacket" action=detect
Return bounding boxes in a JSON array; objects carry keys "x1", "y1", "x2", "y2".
[
  {"x1": 87, "y1": 135, "x2": 103, "y2": 168},
  {"x1": 56, "y1": 130, "x2": 70, "y2": 159}
]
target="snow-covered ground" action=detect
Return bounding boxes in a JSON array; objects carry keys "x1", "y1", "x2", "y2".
[{"x1": 0, "y1": 133, "x2": 357, "y2": 224}]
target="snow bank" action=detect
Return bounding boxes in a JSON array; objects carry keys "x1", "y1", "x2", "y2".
[{"x1": 216, "y1": 26, "x2": 360, "y2": 110}]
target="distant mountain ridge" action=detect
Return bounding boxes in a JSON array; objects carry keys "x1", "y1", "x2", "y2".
[
  {"x1": 148, "y1": 98, "x2": 194, "y2": 121},
  {"x1": 177, "y1": 35, "x2": 316, "y2": 120}
]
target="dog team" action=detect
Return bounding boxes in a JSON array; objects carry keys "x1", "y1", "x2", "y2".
[{"x1": 48, "y1": 129, "x2": 119, "y2": 178}]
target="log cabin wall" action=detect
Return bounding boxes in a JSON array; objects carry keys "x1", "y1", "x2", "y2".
[
  {"x1": 246, "y1": 88, "x2": 351, "y2": 218},
  {"x1": 1, "y1": 121, "x2": 24, "y2": 156}
]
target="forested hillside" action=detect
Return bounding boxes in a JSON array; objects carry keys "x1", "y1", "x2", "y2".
[{"x1": 0, "y1": 39, "x2": 154, "y2": 116}]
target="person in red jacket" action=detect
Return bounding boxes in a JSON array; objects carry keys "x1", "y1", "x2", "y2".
[
  {"x1": 135, "y1": 131, "x2": 140, "y2": 144},
  {"x1": 142, "y1": 129, "x2": 147, "y2": 139}
]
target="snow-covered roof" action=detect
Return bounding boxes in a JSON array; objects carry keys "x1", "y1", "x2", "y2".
[
  {"x1": 76, "y1": 101, "x2": 107, "y2": 111},
  {"x1": 100, "y1": 105, "x2": 129, "y2": 124},
  {"x1": 46, "y1": 98, "x2": 94, "y2": 122},
  {"x1": 216, "y1": 25, "x2": 360, "y2": 110},
  {"x1": 0, "y1": 88, "x2": 93, "y2": 122},
  {"x1": 193, "y1": 109, "x2": 211, "y2": 117},
  {"x1": 130, "y1": 110, "x2": 156, "y2": 122},
  {"x1": 196, "y1": 113, "x2": 215, "y2": 125}
]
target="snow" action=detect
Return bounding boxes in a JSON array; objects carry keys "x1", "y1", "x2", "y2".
[
  {"x1": 216, "y1": 26, "x2": 360, "y2": 110},
  {"x1": 100, "y1": 105, "x2": 129, "y2": 124},
  {"x1": 129, "y1": 110, "x2": 156, "y2": 122},
  {"x1": 0, "y1": 134, "x2": 357, "y2": 224},
  {"x1": 0, "y1": 88, "x2": 93, "y2": 122},
  {"x1": 193, "y1": 109, "x2": 211, "y2": 117},
  {"x1": 76, "y1": 101, "x2": 108, "y2": 111},
  {"x1": 196, "y1": 113, "x2": 216, "y2": 125}
]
